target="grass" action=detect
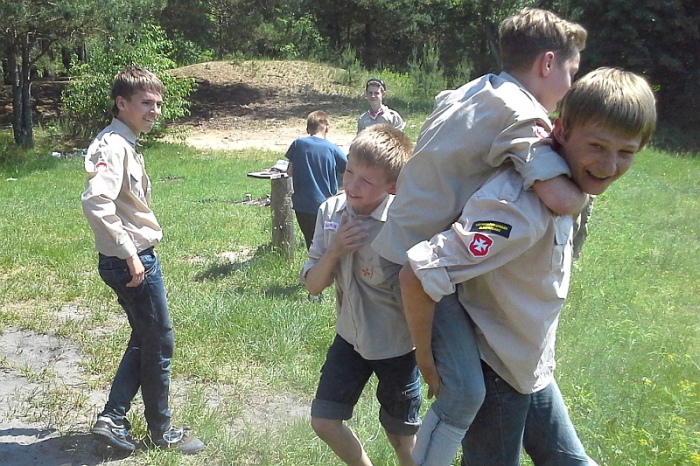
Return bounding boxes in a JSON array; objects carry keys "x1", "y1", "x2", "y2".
[{"x1": 1, "y1": 129, "x2": 699, "y2": 465}]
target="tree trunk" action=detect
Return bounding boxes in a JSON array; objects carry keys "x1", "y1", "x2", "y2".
[{"x1": 19, "y1": 32, "x2": 34, "y2": 148}]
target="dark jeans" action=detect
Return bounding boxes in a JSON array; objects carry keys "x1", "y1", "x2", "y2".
[
  {"x1": 294, "y1": 210, "x2": 318, "y2": 250},
  {"x1": 97, "y1": 248, "x2": 174, "y2": 436},
  {"x1": 461, "y1": 362, "x2": 589, "y2": 466}
]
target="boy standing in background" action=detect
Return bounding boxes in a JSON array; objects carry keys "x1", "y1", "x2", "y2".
[
  {"x1": 358, "y1": 78, "x2": 406, "y2": 133},
  {"x1": 286, "y1": 110, "x2": 347, "y2": 249}
]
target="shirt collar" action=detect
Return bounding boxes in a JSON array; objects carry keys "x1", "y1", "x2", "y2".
[
  {"x1": 338, "y1": 193, "x2": 394, "y2": 221},
  {"x1": 498, "y1": 71, "x2": 548, "y2": 114},
  {"x1": 108, "y1": 118, "x2": 139, "y2": 149}
]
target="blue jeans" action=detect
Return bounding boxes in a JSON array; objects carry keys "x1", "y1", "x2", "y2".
[
  {"x1": 461, "y1": 362, "x2": 589, "y2": 466},
  {"x1": 311, "y1": 334, "x2": 422, "y2": 436},
  {"x1": 412, "y1": 293, "x2": 485, "y2": 465},
  {"x1": 97, "y1": 249, "x2": 174, "y2": 436}
]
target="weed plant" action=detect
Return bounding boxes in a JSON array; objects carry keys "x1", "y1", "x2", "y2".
[{"x1": 0, "y1": 135, "x2": 698, "y2": 465}]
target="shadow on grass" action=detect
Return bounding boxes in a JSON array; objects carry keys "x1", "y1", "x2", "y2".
[{"x1": 0, "y1": 428, "x2": 131, "y2": 465}]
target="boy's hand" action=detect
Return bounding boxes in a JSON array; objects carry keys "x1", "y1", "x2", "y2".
[
  {"x1": 328, "y1": 214, "x2": 368, "y2": 257},
  {"x1": 126, "y1": 254, "x2": 145, "y2": 287},
  {"x1": 416, "y1": 349, "x2": 441, "y2": 398}
]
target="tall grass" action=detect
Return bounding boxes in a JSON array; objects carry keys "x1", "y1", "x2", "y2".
[{"x1": 0, "y1": 137, "x2": 698, "y2": 465}]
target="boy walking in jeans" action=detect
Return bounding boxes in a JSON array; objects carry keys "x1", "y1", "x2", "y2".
[
  {"x1": 401, "y1": 68, "x2": 657, "y2": 465},
  {"x1": 81, "y1": 66, "x2": 204, "y2": 454},
  {"x1": 302, "y1": 125, "x2": 419, "y2": 466}
]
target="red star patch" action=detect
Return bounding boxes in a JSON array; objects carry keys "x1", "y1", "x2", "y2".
[
  {"x1": 468, "y1": 233, "x2": 493, "y2": 257},
  {"x1": 361, "y1": 268, "x2": 373, "y2": 278}
]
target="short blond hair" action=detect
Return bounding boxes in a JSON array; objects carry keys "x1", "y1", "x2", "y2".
[
  {"x1": 111, "y1": 66, "x2": 164, "y2": 117},
  {"x1": 306, "y1": 110, "x2": 330, "y2": 134},
  {"x1": 499, "y1": 8, "x2": 587, "y2": 73},
  {"x1": 559, "y1": 67, "x2": 657, "y2": 150},
  {"x1": 349, "y1": 124, "x2": 413, "y2": 181}
]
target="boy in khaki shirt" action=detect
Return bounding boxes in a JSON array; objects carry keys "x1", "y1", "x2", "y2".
[
  {"x1": 82, "y1": 66, "x2": 204, "y2": 454},
  {"x1": 302, "y1": 125, "x2": 417, "y2": 466},
  {"x1": 401, "y1": 68, "x2": 657, "y2": 465}
]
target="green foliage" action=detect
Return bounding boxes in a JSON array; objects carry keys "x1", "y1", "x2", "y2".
[
  {"x1": 408, "y1": 43, "x2": 448, "y2": 105},
  {"x1": 337, "y1": 45, "x2": 364, "y2": 88},
  {"x1": 61, "y1": 25, "x2": 195, "y2": 139}
]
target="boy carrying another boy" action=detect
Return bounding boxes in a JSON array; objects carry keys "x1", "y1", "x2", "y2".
[
  {"x1": 372, "y1": 8, "x2": 587, "y2": 464},
  {"x1": 401, "y1": 68, "x2": 657, "y2": 465},
  {"x1": 358, "y1": 78, "x2": 406, "y2": 133},
  {"x1": 81, "y1": 66, "x2": 204, "y2": 454},
  {"x1": 301, "y1": 125, "x2": 418, "y2": 466}
]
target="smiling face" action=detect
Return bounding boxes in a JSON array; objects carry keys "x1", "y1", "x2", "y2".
[
  {"x1": 116, "y1": 90, "x2": 163, "y2": 135},
  {"x1": 365, "y1": 84, "x2": 385, "y2": 110},
  {"x1": 554, "y1": 119, "x2": 642, "y2": 195},
  {"x1": 343, "y1": 157, "x2": 395, "y2": 215}
]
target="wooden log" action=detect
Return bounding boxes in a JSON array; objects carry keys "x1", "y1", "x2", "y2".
[{"x1": 270, "y1": 175, "x2": 294, "y2": 259}]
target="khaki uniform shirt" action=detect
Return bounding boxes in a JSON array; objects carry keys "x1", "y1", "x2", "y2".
[
  {"x1": 407, "y1": 167, "x2": 574, "y2": 393},
  {"x1": 301, "y1": 193, "x2": 413, "y2": 360},
  {"x1": 81, "y1": 118, "x2": 162, "y2": 259},
  {"x1": 373, "y1": 72, "x2": 570, "y2": 265},
  {"x1": 357, "y1": 105, "x2": 406, "y2": 133}
]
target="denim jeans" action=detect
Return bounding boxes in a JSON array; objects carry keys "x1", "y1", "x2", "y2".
[
  {"x1": 412, "y1": 293, "x2": 485, "y2": 465},
  {"x1": 461, "y1": 362, "x2": 590, "y2": 466},
  {"x1": 97, "y1": 249, "x2": 174, "y2": 436}
]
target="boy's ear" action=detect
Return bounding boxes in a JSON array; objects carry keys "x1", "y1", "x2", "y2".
[
  {"x1": 539, "y1": 51, "x2": 556, "y2": 77},
  {"x1": 552, "y1": 117, "x2": 565, "y2": 143},
  {"x1": 115, "y1": 95, "x2": 128, "y2": 111}
]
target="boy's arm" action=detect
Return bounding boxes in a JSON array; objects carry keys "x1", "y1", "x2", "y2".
[
  {"x1": 304, "y1": 215, "x2": 369, "y2": 296},
  {"x1": 287, "y1": 161, "x2": 293, "y2": 177},
  {"x1": 399, "y1": 263, "x2": 441, "y2": 398},
  {"x1": 532, "y1": 176, "x2": 588, "y2": 215}
]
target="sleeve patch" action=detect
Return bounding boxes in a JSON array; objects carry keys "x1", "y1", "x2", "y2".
[
  {"x1": 468, "y1": 233, "x2": 493, "y2": 257},
  {"x1": 470, "y1": 221, "x2": 512, "y2": 238}
]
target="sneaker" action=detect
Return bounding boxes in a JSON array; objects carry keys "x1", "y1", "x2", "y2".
[
  {"x1": 149, "y1": 426, "x2": 205, "y2": 455},
  {"x1": 91, "y1": 416, "x2": 135, "y2": 451}
]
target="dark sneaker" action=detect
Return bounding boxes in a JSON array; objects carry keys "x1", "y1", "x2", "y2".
[
  {"x1": 91, "y1": 416, "x2": 135, "y2": 452},
  {"x1": 149, "y1": 426, "x2": 205, "y2": 455}
]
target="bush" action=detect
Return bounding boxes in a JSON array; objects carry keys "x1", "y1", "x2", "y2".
[{"x1": 61, "y1": 24, "x2": 195, "y2": 140}]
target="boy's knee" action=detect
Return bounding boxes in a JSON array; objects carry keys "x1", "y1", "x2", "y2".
[{"x1": 311, "y1": 416, "x2": 341, "y2": 439}]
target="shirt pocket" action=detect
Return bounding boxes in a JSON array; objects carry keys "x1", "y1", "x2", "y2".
[
  {"x1": 355, "y1": 245, "x2": 390, "y2": 287},
  {"x1": 551, "y1": 216, "x2": 574, "y2": 298},
  {"x1": 126, "y1": 163, "x2": 145, "y2": 200}
]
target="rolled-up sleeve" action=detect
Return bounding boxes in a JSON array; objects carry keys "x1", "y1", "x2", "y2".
[{"x1": 407, "y1": 169, "x2": 545, "y2": 302}]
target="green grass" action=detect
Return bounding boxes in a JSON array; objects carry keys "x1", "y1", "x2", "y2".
[{"x1": 1, "y1": 135, "x2": 698, "y2": 465}]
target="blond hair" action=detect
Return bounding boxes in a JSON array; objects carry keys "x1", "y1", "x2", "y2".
[
  {"x1": 349, "y1": 124, "x2": 413, "y2": 181},
  {"x1": 559, "y1": 67, "x2": 657, "y2": 150},
  {"x1": 499, "y1": 7, "x2": 587, "y2": 73},
  {"x1": 111, "y1": 66, "x2": 164, "y2": 117},
  {"x1": 306, "y1": 110, "x2": 330, "y2": 135}
]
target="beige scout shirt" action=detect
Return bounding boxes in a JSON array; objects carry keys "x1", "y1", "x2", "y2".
[
  {"x1": 372, "y1": 72, "x2": 570, "y2": 265},
  {"x1": 357, "y1": 105, "x2": 406, "y2": 133},
  {"x1": 407, "y1": 167, "x2": 574, "y2": 393},
  {"x1": 301, "y1": 193, "x2": 414, "y2": 360},
  {"x1": 81, "y1": 118, "x2": 162, "y2": 259}
]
